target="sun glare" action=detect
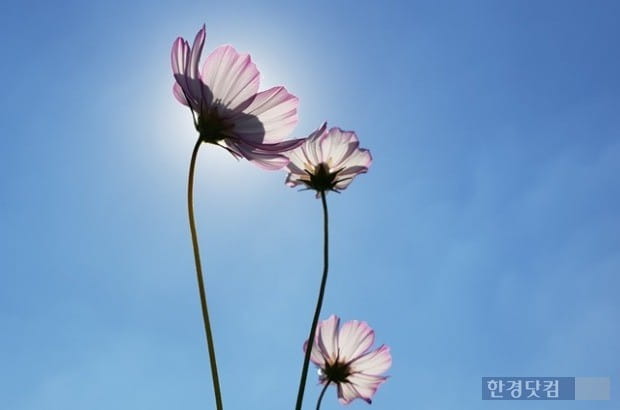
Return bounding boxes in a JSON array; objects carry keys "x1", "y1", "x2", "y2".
[
  {"x1": 137, "y1": 80, "x2": 270, "y2": 198},
  {"x1": 133, "y1": 24, "x2": 326, "y2": 200}
]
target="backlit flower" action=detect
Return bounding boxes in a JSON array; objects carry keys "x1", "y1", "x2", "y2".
[
  {"x1": 171, "y1": 25, "x2": 303, "y2": 169},
  {"x1": 304, "y1": 315, "x2": 391, "y2": 405},
  {"x1": 284, "y1": 123, "x2": 372, "y2": 193}
]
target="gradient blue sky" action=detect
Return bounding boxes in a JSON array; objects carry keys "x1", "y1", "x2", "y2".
[{"x1": 1, "y1": 1, "x2": 619, "y2": 409}]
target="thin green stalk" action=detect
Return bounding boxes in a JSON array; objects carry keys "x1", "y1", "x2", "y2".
[
  {"x1": 187, "y1": 139, "x2": 224, "y2": 410},
  {"x1": 295, "y1": 190, "x2": 329, "y2": 410}
]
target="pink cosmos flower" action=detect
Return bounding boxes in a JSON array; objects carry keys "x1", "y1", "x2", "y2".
[
  {"x1": 284, "y1": 123, "x2": 372, "y2": 194},
  {"x1": 304, "y1": 315, "x2": 392, "y2": 405},
  {"x1": 171, "y1": 25, "x2": 303, "y2": 170}
]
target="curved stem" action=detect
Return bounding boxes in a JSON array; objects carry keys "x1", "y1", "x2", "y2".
[
  {"x1": 187, "y1": 139, "x2": 224, "y2": 410},
  {"x1": 316, "y1": 382, "x2": 331, "y2": 410},
  {"x1": 295, "y1": 190, "x2": 330, "y2": 410}
]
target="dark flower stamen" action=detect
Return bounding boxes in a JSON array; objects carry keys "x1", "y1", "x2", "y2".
[
  {"x1": 305, "y1": 163, "x2": 342, "y2": 192},
  {"x1": 322, "y1": 360, "x2": 351, "y2": 384},
  {"x1": 197, "y1": 109, "x2": 233, "y2": 143}
]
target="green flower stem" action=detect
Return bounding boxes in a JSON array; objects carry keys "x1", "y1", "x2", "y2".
[
  {"x1": 295, "y1": 190, "x2": 330, "y2": 410},
  {"x1": 187, "y1": 139, "x2": 224, "y2": 410}
]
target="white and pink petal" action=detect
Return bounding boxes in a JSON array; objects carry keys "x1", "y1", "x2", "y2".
[
  {"x1": 338, "y1": 320, "x2": 375, "y2": 362},
  {"x1": 188, "y1": 25, "x2": 206, "y2": 79},
  {"x1": 285, "y1": 148, "x2": 311, "y2": 174},
  {"x1": 201, "y1": 45, "x2": 260, "y2": 111},
  {"x1": 317, "y1": 315, "x2": 340, "y2": 363},
  {"x1": 346, "y1": 373, "x2": 387, "y2": 402},
  {"x1": 241, "y1": 138, "x2": 304, "y2": 153},
  {"x1": 230, "y1": 141, "x2": 290, "y2": 170},
  {"x1": 337, "y1": 382, "x2": 366, "y2": 404},
  {"x1": 171, "y1": 37, "x2": 189, "y2": 77},
  {"x1": 349, "y1": 345, "x2": 392, "y2": 376},
  {"x1": 171, "y1": 38, "x2": 195, "y2": 101},
  {"x1": 336, "y1": 148, "x2": 372, "y2": 171},
  {"x1": 321, "y1": 128, "x2": 358, "y2": 166},
  {"x1": 303, "y1": 339, "x2": 327, "y2": 367},
  {"x1": 333, "y1": 166, "x2": 369, "y2": 190},
  {"x1": 233, "y1": 86, "x2": 298, "y2": 143},
  {"x1": 173, "y1": 82, "x2": 189, "y2": 107}
]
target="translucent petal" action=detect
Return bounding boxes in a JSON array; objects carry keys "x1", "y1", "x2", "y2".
[
  {"x1": 303, "y1": 339, "x2": 326, "y2": 367},
  {"x1": 188, "y1": 25, "x2": 206, "y2": 79},
  {"x1": 317, "y1": 315, "x2": 340, "y2": 363},
  {"x1": 230, "y1": 141, "x2": 289, "y2": 170},
  {"x1": 321, "y1": 128, "x2": 358, "y2": 167},
  {"x1": 338, "y1": 320, "x2": 375, "y2": 362},
  {"x1": 346, "y1": 373, "x2": 387, "y2": 401},
  {"x1": 234, "y1": 86, "x2": 298, "y2": 143},
  {"x1": 336, "y1": 147, "x2": 372, "y2": 171},
  {"x1": 172, "y1": 83, "x2": 189, "y2": 107},
  {"x1": 349, "y1": 345, "x2": 392, "y2": 376},
  {"x1": 201, "y1": 45, "x2": 260, "y2": 111},
  {"x1": 337, "y1": 382, "x2": 366, "y2": 404}
]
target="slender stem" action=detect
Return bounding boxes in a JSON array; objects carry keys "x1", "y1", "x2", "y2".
[
  {"x1": 187, "y1": 139, "x2": 224, "y2": 410},
  {"x1": 295, "y1": 190, "x2": 330, "y2": 410},
  {"x1": 316, "y1": 382, "x2": 331, "y2": 410}
]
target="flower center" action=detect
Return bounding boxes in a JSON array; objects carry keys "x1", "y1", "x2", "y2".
[
  {"x1": 308, "y1": 163, "x2": 340, "y2": 192},
  {"x1": 322, "y1": 361, "x2": 351, "y2": 384},
  {"x1": 197, "y1": 108, "x2": 233, "y2": 143}
]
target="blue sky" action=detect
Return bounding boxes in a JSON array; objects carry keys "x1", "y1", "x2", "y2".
[{"x1": 1, "y1": 1, "x2": 619, "y2": 409}]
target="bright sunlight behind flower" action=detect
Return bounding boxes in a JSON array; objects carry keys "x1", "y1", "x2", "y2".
[{"x1": 171, "y1": 25, "x2": 303, "y2": 170}]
